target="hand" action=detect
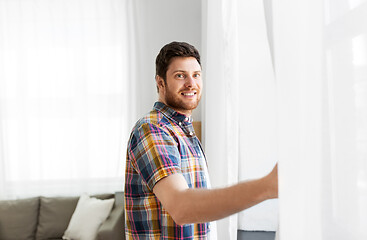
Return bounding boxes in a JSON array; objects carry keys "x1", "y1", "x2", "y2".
[{"x1": 265, "y1": 163, "x2": 278, "y2": 199}]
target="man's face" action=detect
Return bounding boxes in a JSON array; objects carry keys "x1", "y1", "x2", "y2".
[{"x1": 157, "y1": 57, "x2": 202, "y2": 116}]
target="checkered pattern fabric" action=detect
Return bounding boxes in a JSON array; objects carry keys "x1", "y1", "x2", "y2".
[{"x1": 124, "y1": 102, "x2": 210, "y2": 239}]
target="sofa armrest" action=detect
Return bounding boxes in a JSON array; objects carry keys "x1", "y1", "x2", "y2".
[{"x1": 97, "y1": 192, "x2": 125, "y2": 240}]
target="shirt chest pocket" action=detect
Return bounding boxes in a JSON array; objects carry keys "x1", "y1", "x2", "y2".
[{"x1": 179, "y1": 144, "x2": 207, "y2": 189}]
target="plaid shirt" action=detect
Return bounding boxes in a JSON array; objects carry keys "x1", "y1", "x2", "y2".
[{"x1": 124, "y1": 102, "x2": 211, "y2": 239}]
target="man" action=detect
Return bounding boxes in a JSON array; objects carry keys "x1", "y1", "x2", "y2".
[{"x1": 124, "y1": 41, "x2": 278, "y2": 239}]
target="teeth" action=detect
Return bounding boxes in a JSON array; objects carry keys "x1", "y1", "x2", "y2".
[{"x1": 183, "y1": 92, "x2": 195, "y2": 96}]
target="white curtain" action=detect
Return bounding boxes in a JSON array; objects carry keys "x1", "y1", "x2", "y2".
[
  {"x1": 203, "y1": 0, "x2": 278, "y2": 238},
  {"x1": 0, "y1": 0, "x2": 136, "y2": 200},
  {"x1": 237, "y1": 0, "x2": 278, "y2": 231},
  {"x1": 274, "y1": 0, "x2": 367, "y2": 239},
  {"x1": 203, "y1": 0, "x2": 239, "y2": 238}
]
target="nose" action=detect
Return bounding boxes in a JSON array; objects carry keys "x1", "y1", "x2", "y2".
[{"x1": 184, "y1": 76, "x2": 196, "y2": 88}]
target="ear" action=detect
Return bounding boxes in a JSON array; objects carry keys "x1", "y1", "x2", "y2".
[{"x1": 156, "y1": 75, "x2": 165, "y2": 90}]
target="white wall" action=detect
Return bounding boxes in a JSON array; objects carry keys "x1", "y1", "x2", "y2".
[{"x1": 132, "y1": 0, "x2": 202, "y2": 121}]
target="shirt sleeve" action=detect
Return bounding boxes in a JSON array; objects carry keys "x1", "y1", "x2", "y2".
[{"x1": 128, "y1": 122, "x2": 181, "y2": 191}]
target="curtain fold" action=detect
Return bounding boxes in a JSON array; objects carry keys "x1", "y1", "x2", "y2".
[{"x1": 0, "y1": 0, "x2": 135, "y2": 199}]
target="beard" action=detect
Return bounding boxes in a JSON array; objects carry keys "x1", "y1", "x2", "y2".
[{"x1": 163, "y1": 85, "x2": 201, "y2": 113}]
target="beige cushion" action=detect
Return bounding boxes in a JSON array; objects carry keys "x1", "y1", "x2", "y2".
[
  {"x1": 0, "y1": 197, "x2": 40, "y2": 240},
  {"x1": 62, "y1": 194, "x2": 114, "y2": 240}
]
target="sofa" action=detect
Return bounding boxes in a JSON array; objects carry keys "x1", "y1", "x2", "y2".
[{"x1": 0, "y1": 192, "x2": 125, "y2": 240}]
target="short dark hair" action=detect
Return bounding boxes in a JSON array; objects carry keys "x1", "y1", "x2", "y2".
[{"x1": 155, "y1": 41, "x2": 201, "y2": 81}]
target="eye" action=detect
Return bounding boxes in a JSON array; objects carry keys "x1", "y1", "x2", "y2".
[
  {"x1": 176, "y1": 73, "x2": 185, "y2": 79},
  {"x1": 193, "y1": 73, "x2": 201, "y2": 78}
]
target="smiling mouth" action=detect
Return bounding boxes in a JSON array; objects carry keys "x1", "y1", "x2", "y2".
[{"x1": 181, "y1": 92, "x2": 196, "y2": 96}]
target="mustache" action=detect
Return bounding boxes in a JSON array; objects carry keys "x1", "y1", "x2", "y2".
[{"x1": 179, "y1": 87, "x2": 199, "y2": 92}]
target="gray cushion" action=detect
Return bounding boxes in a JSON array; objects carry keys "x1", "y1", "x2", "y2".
[
  {"x1": 93, "y1": 193, "x2": 115, "y2": 200},
  {"x1": 0, "y1": 197, "x2": 40, "y2": 240},
  {"x1": 36, "y1": 194, "x2": 114, "y2": 240},
  {"x1": 36, "y1": 196, "x2": 79, "y2": 240}
]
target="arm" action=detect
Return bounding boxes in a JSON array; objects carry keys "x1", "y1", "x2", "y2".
[{"x1": 153, "y1": 164, "x2": 278, "y2": 225}]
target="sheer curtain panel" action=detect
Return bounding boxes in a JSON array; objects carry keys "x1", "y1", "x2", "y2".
[
  {"x1": 237, "y1": 0, "x2": 278, "y2": 232},
  {"x1": 203, "y1": 0, "x2": 278, "y2": 238},
  {"x1": 203, "y1": 0, "x2": 239, "y2": 238},
  {"x1": 0, "y1": 0, "x2": 136, "y2": 199},
  {"x1": 274, "y1": 0, "x2": 367, "y2": 239}
]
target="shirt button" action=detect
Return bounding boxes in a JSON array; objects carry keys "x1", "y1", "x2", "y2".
[
  {"x1": 185, "y1": 117, "x2": 189, "y2": 122},
  {"x1": 179, "y1": 122, "x2": 182, "y2": 126},
  {"x1": 189, "y1": 131, "x2": 193, "y2": 136}
]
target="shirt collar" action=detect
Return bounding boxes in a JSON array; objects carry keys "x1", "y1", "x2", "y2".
[{"x1": 153, "y1": 102, "x2": 193, "y2": 124}]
